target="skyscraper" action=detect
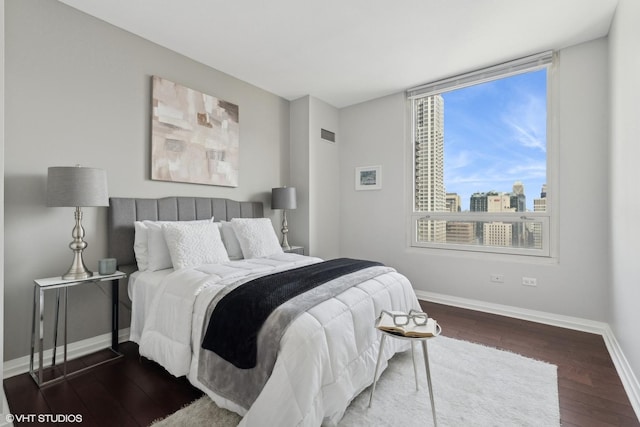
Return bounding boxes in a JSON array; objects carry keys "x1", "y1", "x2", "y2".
[
  {"x1": 470, "y1": 192, "x2": 489, "y2": 212},
  {"x1": 414, "y1": 95, "x2": 446, "y2": 242},
  {"x1": 512, "y1": 181, "x2": 525, "y2": 196},
  {"x1": 511, "y1": 181, "x2": 526, "y2": 212}
]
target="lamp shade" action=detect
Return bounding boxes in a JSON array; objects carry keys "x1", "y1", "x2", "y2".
[
  {"x1": 271, "y1": 187, "x2": 297, "y2": 210},
  {"x1": 47, "y1": 166, "x2": 109, "y2": 207}
]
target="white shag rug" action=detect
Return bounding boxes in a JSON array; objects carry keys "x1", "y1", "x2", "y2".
[{"x1": 152, "y1": 336, "x2": 560, "y2": 426}]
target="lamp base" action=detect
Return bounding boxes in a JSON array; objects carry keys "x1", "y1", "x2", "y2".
[
  {"x1": 62, "y1": 207, "x2": 93, "y2": 280},
  {"x1": 62, "y1": 252, "x2": 93, "y2": 280},
  {"x1": 281, "y1": 233, "x2": 291, "y2": 251},
  {"x1": 62, "y1": 269, "x2": 93, "y2": 281},
  {"x1": 281, "y1": 209, "x2": 291, "y2": 251}
]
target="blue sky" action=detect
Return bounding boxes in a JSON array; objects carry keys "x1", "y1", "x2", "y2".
[{"x1": 442, "y1": 69, "x2": 547, "y2": 211}]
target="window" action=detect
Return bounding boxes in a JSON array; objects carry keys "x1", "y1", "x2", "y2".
[{"x1": 409, "y1": 52, "x2": 553, "y2": 256}]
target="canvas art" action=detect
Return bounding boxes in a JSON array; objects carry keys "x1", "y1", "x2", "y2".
[{"x1": 151, "y1": 76, "x2": 239, "y2": 187}]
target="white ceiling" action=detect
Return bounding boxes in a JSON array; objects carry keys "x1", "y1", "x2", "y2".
[{"x1": 58, "y1": 0, "x2": 618, "y2": 108}]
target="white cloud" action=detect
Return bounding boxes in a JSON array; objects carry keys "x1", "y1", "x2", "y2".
[{"x1": 502, "y1": 93, "x2": 546, "y2": 152}]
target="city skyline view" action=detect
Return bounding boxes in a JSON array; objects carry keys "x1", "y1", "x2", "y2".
[{"x1": 442, "y1": 69, "x2": 547, "y2": 211}]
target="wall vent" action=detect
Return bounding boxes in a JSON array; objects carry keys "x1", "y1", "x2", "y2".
[{"x1": 320, "y1": 128, "x2": 336, "y2": 143}]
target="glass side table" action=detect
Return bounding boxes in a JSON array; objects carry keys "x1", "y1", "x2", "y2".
[
  {"x1": 368, "y1": 321, "x2": 442, "y2": 426},
  {"x1": 29, "y1": 271, "x2": 126, "y2": 387},
  {"x1": 284, "y1": 246, "x2": 304, "y2": 255}
]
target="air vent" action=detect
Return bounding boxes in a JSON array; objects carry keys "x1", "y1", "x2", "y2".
[{"x1": 320, "y1": 128, "x2": 336, "y2": 143}]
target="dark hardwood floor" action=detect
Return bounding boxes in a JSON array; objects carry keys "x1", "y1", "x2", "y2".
[
  {"x1": 421, "y1": 301, "x2": 639, "y2": 427},
  {"x1": 4, "y1": 301, "x2": 638, "y2": 426}
]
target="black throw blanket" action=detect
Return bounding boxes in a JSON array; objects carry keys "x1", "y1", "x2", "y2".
[{"x1": 201, "y1": 258, "x2": 382, "y2": 369}]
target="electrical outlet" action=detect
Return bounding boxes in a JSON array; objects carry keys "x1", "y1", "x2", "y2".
[
  {"x1": 490, "y1": 274, "x2": 504, "y2": 283},
  {"x1": 522, "y1": 277, "x2": 537, "y2": 286}
]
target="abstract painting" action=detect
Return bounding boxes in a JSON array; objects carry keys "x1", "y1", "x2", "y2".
[{"x1": 151, "y1": 76, "x2": 239, "y2": 187}]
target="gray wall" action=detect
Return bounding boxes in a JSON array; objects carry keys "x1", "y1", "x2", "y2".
[
  {"x1": 338, "y1": 38, "x2": 611, "y2": 322},
  {"x1": 289, "y1": 97, "x2": 311, "y2": 252},
  {"x1": 609, "y1": 0, "x2": 640, "y2": 383},
  {"x1": 4, "y1": 0, "x2": 291, "y2": 360},
  {"x1": 289, "y1": 95, "x2": 340, "y2": 259},
  {"x1": 307, "y1": 96, "x2": 340, "y2": 259}
]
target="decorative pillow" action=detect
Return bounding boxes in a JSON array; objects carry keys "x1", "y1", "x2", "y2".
[
  {"x1": 143, "y1": 218, "x2": 213, "y2": 271},
  {"x1": 162, "y1": 222, "x2": 229, "y2": 270},
  {"x1": 219, "y1": 221, "x2": 243, "y2": 260},
  {"x1": 230, "y1": 218, "x2": 283, "y2": 259}
]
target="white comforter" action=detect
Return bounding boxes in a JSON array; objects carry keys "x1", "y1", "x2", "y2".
[{"x1": 135, "y1": 253, "x2": 420, "y2": 426}]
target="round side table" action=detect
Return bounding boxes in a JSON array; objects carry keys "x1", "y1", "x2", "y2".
[{"x1": 368, "y1": 322, "x2": 442, "y2": 426}]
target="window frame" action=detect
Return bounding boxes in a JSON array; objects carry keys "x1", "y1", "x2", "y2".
[{"x1": 407, "y1": 52, "x2": 556, "y2": 258}]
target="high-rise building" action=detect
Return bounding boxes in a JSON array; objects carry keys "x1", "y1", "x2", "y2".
[
  {"x1": 533, "y1": 198, "x2": 547, "y2": 212},
  {"x1": 483, "y1": 222, "x2": 513, "y2": 247},
  {"x1": 472, "y1": 189, "x2": 522, "y2": 213},
  {"x1": 446, "y1": 193, "x2": 461, "y2": 212},
  {"x1": 531, "y1": 184, "x2": 547, "y2": 249},
  {"x1": 470, "y1": 192, "x2": 488, "y2": 212},
  {"x1": 512, "y1": 181, "x2": 525, "y2": 195},
  {"x1": 510, "y1": 181, "x2": 526, "y2": 212},
  {"x1": 534, "y1": 183, "x2": 547, "y2": 212},
  {"x1": 414, "y1": 95, "x2": 446, "y2": 243},
  {"x1": 446, "y1": 221, "x2": 475, "y2": 244},
  {"x1": 510, "y1": 181, "x2": 527, "y2": 246},
  {"x1": 487, "y1": 192, "x2": 514, "y2": 212},
  {"x1": 471, "y1": 189, "x2": 523, "y2": 245}
]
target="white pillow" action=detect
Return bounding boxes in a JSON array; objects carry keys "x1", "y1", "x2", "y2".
[
  {"x1": 230, "y1": 218, "x2": 283, "y2": 259},
  {"x1": 133, "y1": 221, "x2": 150, "y2": 271},
  {"x1": 142, "y1": 218, "x2": 213, "y2": 271},
  {"x1": 162, "y1": 222, "x2": 229, "y2": 270},
  {"x1": 145, "y1": 221, "x2": 174, "y2": 271},
  {"x1": 219, "y1": 221, "x2": 243, "y2": 260}
]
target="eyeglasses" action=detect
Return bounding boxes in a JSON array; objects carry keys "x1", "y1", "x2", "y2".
[{"x1": 381, "y1": 309, "x2": 429, "y2": 326}]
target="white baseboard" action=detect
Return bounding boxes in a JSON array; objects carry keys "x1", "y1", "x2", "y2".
[
  {"x1": 416, "y1": 290, "x2": 640, "y2": 421},
  {"x1": 3, "y1": 328, "x2": 130, "y2": 380},
  {"x1": 601, "y1": 324, "x2": 640, "y2": 419}
]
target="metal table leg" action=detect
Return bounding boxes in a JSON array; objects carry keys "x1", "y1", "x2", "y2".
[
  {"x1": 52, "y1": 289, "x2": 60, "y2": 366},
  {"x1": 38, "y1": 287, "x2": 45, "y2": 385},
  {"x1": 368, "y1": 333, "x2": 387, "y2": 407},
  {"x1": 29, "y1": 286, "x2": 37, "y2": 379},
  {"x1": 411, "y1": 341, "x2": 419, "y2": 390},
  {"x1": 111, "y1": 279, "x2": 119, "y2": 351},
  {"x1": 422, "y1": 340, "x2": 437, "y2": 427},
  {"x1": 63, "y1": 288, "x2": 68, "y2": 377}
]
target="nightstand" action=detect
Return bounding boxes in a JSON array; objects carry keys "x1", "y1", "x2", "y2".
[
  {"x1": 29, "y1": 271, "x2": 126, "y2": 387},
  {"x1": 284, "y1": 246, "x2": 304, "y2": 255}
]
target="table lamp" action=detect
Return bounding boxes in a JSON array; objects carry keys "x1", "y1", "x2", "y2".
[
  {"x1": 271, "y1": 187, "x2": 297, "y2": 250},
  {"x1": 47, "y1": 165, "x2": 109, "y2": 279}
]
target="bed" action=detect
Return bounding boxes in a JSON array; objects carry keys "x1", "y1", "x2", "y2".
[{"x1": 108, "y1": 196, "x2": 421, "y2": 426}]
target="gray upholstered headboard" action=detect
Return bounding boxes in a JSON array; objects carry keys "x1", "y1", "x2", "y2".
[{"x1": 108, "y1": 196, "x2": 264, "y2": 269}]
